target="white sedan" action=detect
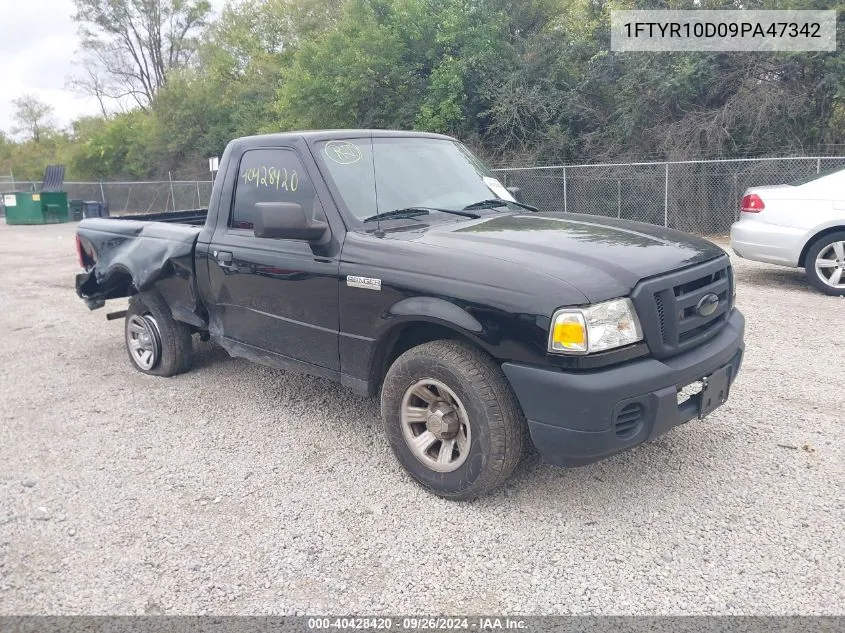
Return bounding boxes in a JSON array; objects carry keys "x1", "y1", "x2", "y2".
[{"x1": 730, "y1": 167, "x2": 845, "y2": 296}]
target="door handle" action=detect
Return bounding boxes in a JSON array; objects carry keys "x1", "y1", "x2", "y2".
[{"x1": 214, "y1": 250, "x2": 233, "y2": 266}]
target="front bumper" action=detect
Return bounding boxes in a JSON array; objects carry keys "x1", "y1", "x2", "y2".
[{"x1": 502, "y1": 309, "x2": 745, "y2": 467}]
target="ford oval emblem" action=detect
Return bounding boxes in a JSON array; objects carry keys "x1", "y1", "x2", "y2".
[{"x1": 696, "y1": 293, "x2": 720, "y2": 317}]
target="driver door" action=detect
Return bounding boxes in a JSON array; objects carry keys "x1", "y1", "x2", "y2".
[{"x1": 206, "y1": 147, "x2": 340, "y2": 371}]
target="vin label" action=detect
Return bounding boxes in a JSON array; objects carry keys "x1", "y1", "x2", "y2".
[{"x1": 611, "y1": 10, "x2": 836, "y2": 52}]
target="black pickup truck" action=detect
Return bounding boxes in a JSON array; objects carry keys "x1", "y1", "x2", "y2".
[{"x1": 76, "y1": 130, "x2": 744, "y2": 499}]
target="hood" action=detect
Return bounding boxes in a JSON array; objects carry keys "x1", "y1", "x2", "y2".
[{"x1": 409, "y1": 213, "x2": 726, "y2": 303}]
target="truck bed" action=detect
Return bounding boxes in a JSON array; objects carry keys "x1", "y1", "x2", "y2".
[
  {"x1": 75, "y1": 213, "x2": 206, "y2": 327},
  {"x1": 115, "y1": 208, "x2": 208, "y2": 225}
]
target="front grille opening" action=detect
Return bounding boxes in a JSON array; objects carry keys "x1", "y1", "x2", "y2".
[
  {"x1": 655, "y1": 293, "x2": 667, "y2": 340},
  {"x1": 678, "y1": 315, "x2": 728, "y2": 343},
  {"x1": 615, "y1": 402, "x2": 645, "y2": 438},
  {"x1": 677, "y1": 381, "x2": 703, "y2": 405},
  {"x1": 674, "y1": 268, "x2": 725, "y2": 297}
]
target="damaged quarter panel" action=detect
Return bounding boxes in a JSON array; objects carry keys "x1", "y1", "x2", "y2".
[{"x1": 75, "y1": 218, "x2": 205, "y2": 327}]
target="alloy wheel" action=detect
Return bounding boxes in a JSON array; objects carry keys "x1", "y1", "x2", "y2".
[{"x1": 400, "y1": 378, "x2": 472, "y2": 473}]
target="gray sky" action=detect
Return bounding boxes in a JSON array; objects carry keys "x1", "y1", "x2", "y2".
[{"x1": 0, "y1": 0, "x2": 226, "y2": 137}]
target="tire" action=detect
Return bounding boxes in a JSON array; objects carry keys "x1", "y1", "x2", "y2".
[
  {"x1": 380, "y1": 340, "x2": 524, "y2": 500},
  {"x1": 805, "y1": 231, "x2": 845, "y2": 296},
  {"x1": 125, "y1": 292, "x2": 194, "y2": 376}
]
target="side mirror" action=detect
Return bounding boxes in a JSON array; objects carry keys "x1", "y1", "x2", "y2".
[
  {"x1": 506, "y1": 186, "x2": 524, "y2": 202},
  {"x1": 253, "y1": 202, "x2": 328, "y2": 241}
]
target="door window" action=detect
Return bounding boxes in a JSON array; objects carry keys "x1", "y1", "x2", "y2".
[{"x1": 231, "y1": 149, "x2": 315, "y2": 230}]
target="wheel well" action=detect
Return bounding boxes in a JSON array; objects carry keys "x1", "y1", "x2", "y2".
[
  {"x1": 371, "y1": 322, "x2": 484, "y2": 393},
  {"x1": 107, "y1": 273, "x2": 136, "y2": 298},
  {"x1": 84, "y1": 270, "x2": 136, "y2": 301},
  {"x1": 799, "y1": 226, "x2": 845, "y2": 267}
]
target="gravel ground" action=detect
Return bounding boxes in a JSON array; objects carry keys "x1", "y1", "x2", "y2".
[{"x1": 0, "y1": 221, "x2": 843, "y2": 615}]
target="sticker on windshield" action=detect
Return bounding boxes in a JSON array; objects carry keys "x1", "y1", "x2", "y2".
[
  {"x1": 483, "y1": 176, "x2": 516, "y2": 202},
  {"x1": 325, "y1": 141, "x2": 363, "y2": 165}
]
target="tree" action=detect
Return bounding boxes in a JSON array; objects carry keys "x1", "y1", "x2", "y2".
[
  {"x1": 69, "y1": 112, "x2": 156, "y2": 179},
  {"x1": 200, "y1": 0, "x2": 340, "y2": 137},
  {"x1": 21, "y1": 0, "x2": 845, "y2": 179},
  {"x1": 67, "y1": 59, "x2": 112, "y2": 116},
  {"x1": 11, "y1": 95, "x2": 55, "y2": 142},
  {"x1": 275, "y1": 0, "x2": 411, "y2": 130},
  {"x1": 275, "y1": 0, "x2": 516, "y2": 134},
  {"x1": 71, "y1": 0, "x2": 212, "y2": 108}
]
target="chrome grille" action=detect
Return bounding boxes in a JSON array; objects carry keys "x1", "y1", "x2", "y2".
[{"x1": 631, "y1": 257, "x2": 733, "y2": 359}]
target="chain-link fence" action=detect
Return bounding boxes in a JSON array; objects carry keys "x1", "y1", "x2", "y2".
[
  {"x1": 0, "y1": 180, "x2": 214, "y2": 215},
  {"x1": 494, "y1": 156, "x2": 845, "y2": 234},
  {"x1": 3, "y1": 156, "x2": 845, "y2": 231}
]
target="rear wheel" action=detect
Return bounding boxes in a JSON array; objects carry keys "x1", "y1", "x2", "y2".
[
  {"x1": 380, "y1": 340, "x2": 524, "y2": 500},
  {"x1": 805, "y1": 231, "x2": 845, "y2": 296},
  {"x1": 125, "y1": 292, "x2": 193, "y2": 376}
]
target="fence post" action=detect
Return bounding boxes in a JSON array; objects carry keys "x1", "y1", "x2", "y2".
[
  {"x1": 99, "y1": 181, "x2": 106, "y2": 203},
  {"x1": 196, "y1": 181, "x2": 201, "y2": 209},
  {"x1": 168, "y1": 171, "x2": 176, "y2": 212},
  {"x1": 617, "y1": 180, "x2": 621, "y2": 219},
  {"x1": 663, "y1": 162, "x2": 669, "y2": 228},
  {"x1": 733, "y1": 174, "x2": 739, "y2": 221},
  {"x1": 817, "y1": 157, "x2": 821, "y2": 174},
  {"x1": 563, "y1": 166, "x2": 568, "y2": 214}
]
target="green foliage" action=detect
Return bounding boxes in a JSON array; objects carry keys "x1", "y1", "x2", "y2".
[
  {"x1": 276, "y1": 0, "x2": 516, "y2": 135},
  {"x1": 68, "y1": 113, "x2": 156, "y2": 179},
  {"x1": 0, "y1": 134, "x2": 74, "y2": 181},
  {"x1": 3, "y1": 0, "x2": 845, "y2": 180},
  {"x1": 276, "y1": 0, "x2": 411, "y2": 129}
]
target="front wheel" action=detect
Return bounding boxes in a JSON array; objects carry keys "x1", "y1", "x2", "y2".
[
  {"x1": 380, "y1": 340, "x2": 524, "y2": 500},
  {"x1": 805, "y1": 231, "x2": 845, "y2": 296},
  {"x1": 125, "y1": 292, "x2": 194, "y2": 376}
]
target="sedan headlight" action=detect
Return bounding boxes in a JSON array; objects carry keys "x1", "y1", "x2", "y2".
[{"x1": 549, "y1": 298, "x2": 643, "y2": 354}]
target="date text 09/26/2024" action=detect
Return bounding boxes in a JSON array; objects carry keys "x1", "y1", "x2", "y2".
[{"x1": 307, "y1": 617, "x2": 527, "y2": 630}]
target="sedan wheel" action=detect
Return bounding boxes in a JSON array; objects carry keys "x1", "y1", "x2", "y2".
[
  {"x1": 814, "y1": 240, "x2": 845, "y2": 289},
  {"x1": 806, "y1": 232, "x2": 845, "y2": 296}
]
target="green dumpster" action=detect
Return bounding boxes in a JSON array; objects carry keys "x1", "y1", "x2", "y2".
[{"x1": 3, "y1": 191, "x2": 69, "y2": 225}]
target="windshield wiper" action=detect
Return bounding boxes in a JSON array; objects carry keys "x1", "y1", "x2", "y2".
[
  {"x1": 363, "y1": 207, "x2": 481, "y2": 223},
  {"x1": 463, "y1": 198, "x2": 539, "y2": 212},
  {"x1": 363, "y1": 208, "x2": 430, "y2": 223}
]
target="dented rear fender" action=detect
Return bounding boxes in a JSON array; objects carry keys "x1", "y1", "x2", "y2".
[{"x1": 74, "y1": 218, "x2": 206, "y2": 327}]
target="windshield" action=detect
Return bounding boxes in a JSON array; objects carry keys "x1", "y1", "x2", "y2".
[{"x1": 315, "y1": 137, "x2": 514, "y2": 221}]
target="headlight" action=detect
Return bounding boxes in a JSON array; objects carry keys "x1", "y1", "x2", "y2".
[{"x1": 549, "y1": 298, "x2": 643, "y2": 354}]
